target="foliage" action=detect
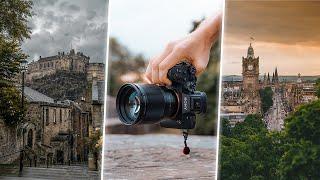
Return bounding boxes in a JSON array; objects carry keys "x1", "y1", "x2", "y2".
[
  {"x1": 315, "y1": 78, "x2": 320, "y2": 98},
  {"x1": 220, "y1": 100, "x2": 320, "y2": 179},
  {"x1": 0, "y1": 0, "x2": 32, "y2": 86},
  {"x1": 220, "y1": 114, "x2": 283, "y2": 180},
  {"x1": 278, "y1": 100, "x2": 320, "y2": 179},
  {"x1": 108, "y1": 37, "x2": 146, "y2": 96},
  {"x1": 259, "y1": 87, "x2": 273, "y2": 114},
  {"x1": 85, "y1": 130, "x2": 102, "y2": 154},
  {"x1": 0, "y1": 87, "x2": 26, "y2": 126},
  {"x1": 27, "y1": 70, "x2": 88, "y2": 101},
  {"x1": 0, "y1": 0, "x2": 32, "y2": 126}
]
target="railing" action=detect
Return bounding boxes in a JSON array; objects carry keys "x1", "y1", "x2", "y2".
[{"x1": 0, "y1": 146, "x2": 38, "y2": 173}]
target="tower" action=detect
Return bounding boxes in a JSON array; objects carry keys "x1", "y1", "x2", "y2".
[{"x1": 242, "y1": 43, "x2": 261, "y2": 114}]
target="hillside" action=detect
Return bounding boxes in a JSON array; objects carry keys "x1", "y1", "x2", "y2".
[{"x1": 27, "y1": 70, "x2": 88, "y2": 101}]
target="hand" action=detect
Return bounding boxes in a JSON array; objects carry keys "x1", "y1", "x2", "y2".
[{"x1": 144, "y1": 13, "x2": 222, "y2": 85}]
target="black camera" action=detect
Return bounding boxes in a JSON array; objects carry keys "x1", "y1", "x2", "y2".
[{"x1": 116, "y1": 62, "x2": 207, "y2": 130}]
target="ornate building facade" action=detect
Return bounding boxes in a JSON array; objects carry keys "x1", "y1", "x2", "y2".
[{"x1": 242, "y1": 43, "x2": 261, "y2": 114}]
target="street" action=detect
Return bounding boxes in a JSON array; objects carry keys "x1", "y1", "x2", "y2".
[{"x1": 264, "y1": 91, "x2": 286, "y2": 131}]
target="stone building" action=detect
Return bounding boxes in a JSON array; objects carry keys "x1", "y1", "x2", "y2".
[
  {"x1": 287, "y1": 74, "x2": 318, "y2": 110},
  {"x1": 0, "y1": 86, "x2": 92, "y2": 166},
  {"x1": 87, "y1": 63, "x2": 105, "y2": 82},
  {"x1": 26, "y1": 49, "x2": 90, "y2": 82},
  {"x1": 242, "y1": 43, "x2": 261, "y2": 114}
]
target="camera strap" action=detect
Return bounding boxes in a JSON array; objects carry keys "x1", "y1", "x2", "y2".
[{"x1": 182, "y1": 130, "x2": 190, "y2": 155}]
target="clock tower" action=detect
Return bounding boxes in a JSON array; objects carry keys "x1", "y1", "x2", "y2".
[{"x1": 242, "y1": 43, "x2": 261, "y2": 114}]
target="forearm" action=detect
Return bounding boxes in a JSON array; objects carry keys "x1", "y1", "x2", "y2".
[{"x1": 193, "y1": 13, "x2": 222, "y2": 46}]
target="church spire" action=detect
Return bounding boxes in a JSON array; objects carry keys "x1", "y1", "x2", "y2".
[
  {"x1": 275, "y1": 67, "x2": 279, "y2": 83},
  {"x1": 247, "y1": 43, "x2": 255, "y2": 59}
]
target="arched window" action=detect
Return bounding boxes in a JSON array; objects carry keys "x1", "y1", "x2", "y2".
[{"x1": 27, "y1": 129, "x2": 33, "y2": 148}]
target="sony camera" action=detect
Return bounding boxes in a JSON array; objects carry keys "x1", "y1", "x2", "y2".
[{"x1": 116, "y1": 62, "x2": 207, "y2": 130}]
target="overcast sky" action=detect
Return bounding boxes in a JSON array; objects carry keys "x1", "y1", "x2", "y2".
[
  {"x1": 109, "y1": 0, "x2": 222, "y2": 59},
  {"x1": 22, "y1": 0, "x2": 108, "y2": 63},
  {"x1": 223, "y1": 0, "x2": 320, "y2": 76}
]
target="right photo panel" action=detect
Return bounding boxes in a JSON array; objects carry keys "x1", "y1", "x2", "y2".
[{"x1": 219, "y1": 1, "x2": 320, "y2": 179}]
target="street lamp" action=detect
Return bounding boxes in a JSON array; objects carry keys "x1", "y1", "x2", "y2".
[
  {"x1": 19, "y1": 59, "x2": 28, "y2": 173},
  {"x1": 20, "y1": 59, "x2": 28, "y2": 111}
]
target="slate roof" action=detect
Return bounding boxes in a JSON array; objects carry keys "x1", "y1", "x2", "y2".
[{"x1": 24, "y1": 86, "x2": 55, "y2": 103}]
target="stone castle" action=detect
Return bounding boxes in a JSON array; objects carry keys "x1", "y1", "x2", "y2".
[
  {"x1": 26, "y1": 49, "x2": 104, "y2": 82},
  {"x1": 0, "y1": 49, "x2": 105, "y2": 171}
]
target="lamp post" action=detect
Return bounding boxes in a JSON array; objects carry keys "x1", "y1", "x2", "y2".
[{"x1": 19, "y1": 59, "x2": 28, "y2": 173}]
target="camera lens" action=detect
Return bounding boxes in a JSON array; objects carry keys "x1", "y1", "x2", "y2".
[
  {"x1": 116, "y1": 83, "x2": 178, "y2": 125},
  {"x1": 125, "y1": 91, "x2": 140, "y2": 120}
]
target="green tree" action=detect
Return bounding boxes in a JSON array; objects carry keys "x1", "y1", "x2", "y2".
[
  {"x1": 0, "y1": 87, "x2": 27, "y2": 126},
  {"x1": 219, "y1": 114, "x2": 283, "y2": 180},
  {"x1": 315, "y1": 78, "x2": 320, "y2": 98},
  {"x1": 0, "y1": 0, "x2": 32, "y2": 126},
  {"x1": 278, "y1": 100, "x2": 320, "y2": 179},
  {"x1": 0, "y1": 0, "x2": 32, "y2": 86},
  {"x1": 108, "y1": 37, "x2": 146, "y2": 96},
  {"x1": 259, "y1": 87, "x2": 273, "y2": 114}
]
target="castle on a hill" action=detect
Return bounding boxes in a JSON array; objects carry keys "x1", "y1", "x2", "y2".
[{"x1": 26, "y1": 49, "x2": 104, "y2": 82}]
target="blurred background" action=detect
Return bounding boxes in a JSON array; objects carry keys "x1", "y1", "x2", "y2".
[
  {"x1": 104, "y1": 0, "x2": 222, "y2": 179},
  {"x1": 107, "y1": 0, "x2": 221, "y2": 135}
]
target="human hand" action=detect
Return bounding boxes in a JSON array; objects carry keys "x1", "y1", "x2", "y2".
[{"x1": 144, "y1": 13, "x2": 222, "y2": 85}]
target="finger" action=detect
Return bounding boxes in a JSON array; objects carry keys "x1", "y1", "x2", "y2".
[
  {"x1": 142, "y1": 73, "x2": 152, "y2": 84},
  {"x1": 151, "y1": 42, "x2": 175, "y2": 84},
  {"x1": 158, "y1": 51, "x2": 184, "y2": 85},
  {"x1": 194, "y1": 55, "x2": 209, "y2": 76},
  {"x1": 151, "y1": 59, "x2": 160, "y2": 84},
  {"x1": 144, "y1": 62, "x2": 152, "y2": 83}
]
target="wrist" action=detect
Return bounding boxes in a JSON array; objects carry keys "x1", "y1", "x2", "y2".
[{"x1": 194, "y1": 14, "x2": 221, "y2": 46}]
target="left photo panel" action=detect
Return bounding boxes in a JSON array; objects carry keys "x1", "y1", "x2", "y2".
[{"x1": 0, "y1": 0, "x2": 108, "y2": 179}]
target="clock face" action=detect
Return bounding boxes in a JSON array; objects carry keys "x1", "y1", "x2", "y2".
[{"x1": 248, "y1": 64, "x2": 253, "y2": 70}]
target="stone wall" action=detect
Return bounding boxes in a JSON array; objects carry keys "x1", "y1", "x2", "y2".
[
  {"x1": 87, "y1": 63, "x2": 105, "y2": 81},
  {"x1": 0, "y1": 120, "x2": 20, "y2": 164}
]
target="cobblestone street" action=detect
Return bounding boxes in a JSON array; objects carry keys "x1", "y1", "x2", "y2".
[{"x1": 103, "y1": 134, "x2": 216, "y2": 180}]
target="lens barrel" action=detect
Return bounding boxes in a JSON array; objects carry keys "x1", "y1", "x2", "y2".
[{"x1": 116, "y1": 83, "x2": 178, "y2": 125}]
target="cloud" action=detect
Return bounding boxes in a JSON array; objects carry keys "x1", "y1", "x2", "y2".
[
  {"x1": 22, "y1": 0, "x2": 108, "y2": 63},
  {"x1": 225, "y1": 1, "x2": 320, "y2": 45},
  {"x1": 223, "y1": 0, "x2": 320, "y2": 76}
]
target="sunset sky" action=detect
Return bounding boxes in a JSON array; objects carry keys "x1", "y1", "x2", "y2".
[{"x1": 223, "y1": 1, "x2": 320, "y2": 76}]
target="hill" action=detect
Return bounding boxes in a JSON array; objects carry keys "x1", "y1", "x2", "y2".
[{"x1": 27, "y1": 70, "x2": 88, "y2": 101}]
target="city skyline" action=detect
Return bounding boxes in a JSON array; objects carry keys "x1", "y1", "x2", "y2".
[{"x1": 223, "y1": 1, "x2": 320, "y2": 76}]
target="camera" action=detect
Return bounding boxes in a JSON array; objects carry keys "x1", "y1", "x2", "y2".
[{"x1": 116, "y1": 62, "x2": 207, "y2": 130}]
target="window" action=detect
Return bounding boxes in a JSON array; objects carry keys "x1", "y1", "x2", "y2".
[
  {"x1": 53, "y1": 109, "x2": 57, "y2": 124},
  {"x1": 45, "y1": 108, "x2": 49, "y2": 126},
  {"x1": 60, "y1": 109, "x2": 62, "y2": 123}
]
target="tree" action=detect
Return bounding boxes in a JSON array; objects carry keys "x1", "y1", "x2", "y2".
[
  {"x1": 0, "y1": 0, "x2": 32, "y2": 126},
  {"x1": 108, "y1": 37, "x2": 146, "y2": 96},
  {"x1": 0, "y1": 0, "x2": 32, "y2": 86},
  {"x1": 315, "y1": 78, "x2": 320, "y2": 98},
  {"x1": 219, "y1": 114, "x2": 283, "y2": 180},
  {"x1": 259, "y1": 87, "x2": 273, "y2": 114},
  {"x1": 278, "y1": 100, "x2": 320, "y2": 179}
]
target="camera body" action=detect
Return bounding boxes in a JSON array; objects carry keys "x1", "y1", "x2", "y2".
[
  {"x1": 116, "y1": 62, "x2": 207, "y2": 130},
  {"x1": 160, "y1": 62, "x2": 207, "y2": 129}
]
